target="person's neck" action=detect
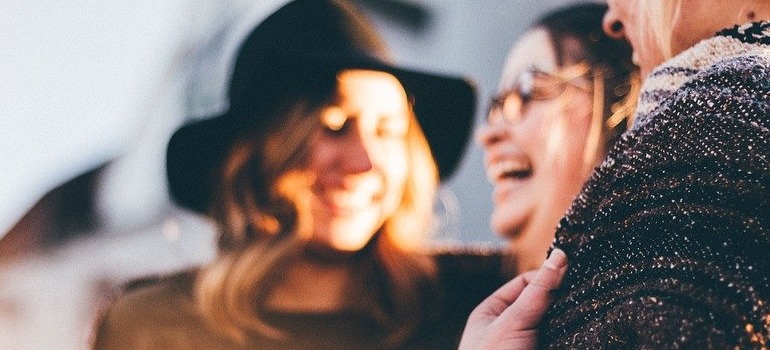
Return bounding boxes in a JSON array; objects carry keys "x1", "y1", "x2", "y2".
[
  {"x1": 264, "y1": 255, "x2": 359, "y2": 313},
  {"x1": 512, "y1": 229, "x2": 556, "y2": 274},
  {"x1": 513, "y1": 242, "x2": 548, "y2": 274}
]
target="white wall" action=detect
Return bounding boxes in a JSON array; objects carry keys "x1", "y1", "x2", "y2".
[{"x1": 1, "y1": 0, "x2": 582, "y2": 243}]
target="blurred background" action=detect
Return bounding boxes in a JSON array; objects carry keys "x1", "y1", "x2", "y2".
[{"x1": 1, "y1": 0, "x2": 588, "y2": 348}]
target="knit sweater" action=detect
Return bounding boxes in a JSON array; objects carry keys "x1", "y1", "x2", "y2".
[{"x1": 542, "y1": 22, "x2": 770, "y2": 348}]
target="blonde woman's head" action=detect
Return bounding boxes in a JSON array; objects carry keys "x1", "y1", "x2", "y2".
[{"x1": 604, "y1": 0, "x2": 770, "y2": 78}]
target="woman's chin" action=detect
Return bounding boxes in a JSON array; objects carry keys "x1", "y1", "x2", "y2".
[{"x1": 491, "y1": 210, "x2": 526, "y2": 241}]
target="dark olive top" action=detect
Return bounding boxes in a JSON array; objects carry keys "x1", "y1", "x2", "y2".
[{"x1": 94, "y1": 248, "x2": 510, "y2": 350}]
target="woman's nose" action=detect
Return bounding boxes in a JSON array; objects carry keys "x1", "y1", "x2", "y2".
[
  {"x1": 343, "y1": 130, "x2": 375, "y2": 174},
  {"x1": 476, "y1": 120, "x2": 511, "y2": 149},
  {"x1": 602, "y1": 8, "x2": 625, "y2": 40}
]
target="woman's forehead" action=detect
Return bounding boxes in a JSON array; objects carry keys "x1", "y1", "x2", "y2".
[{"x1": 500, "y1": 28, "x2": 558, "y2": 91}]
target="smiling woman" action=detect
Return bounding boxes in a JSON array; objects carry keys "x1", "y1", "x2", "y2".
[
  {"x1": 305, "y1": 70, "x2": 413, "y2": 252},
  {"x1": 92, "y1": 0, "x2": 508, "y2": 349},
  {"x1": 477, "y1": 3, "x2": 638, "y2": 273}
]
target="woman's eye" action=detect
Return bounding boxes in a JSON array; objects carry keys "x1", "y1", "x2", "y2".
[
  {"x1": 518, "y1": 90, "x2": 532, "y2": 104},
  {"x1": 376, "y1": 117, "x2": 408, "y2": 139},
  {"x1": 377, "y1": 126, "x2": 407, "y2": 139},
  {"x1": 528, "y1": 82, "x2": 566, "y2": 100},
  {"x1": 321, "y1": 107, "x2": 349, "y2": 136},
  {"x1": 324, "y1": 119, "x2": 349, "y2": 136}
]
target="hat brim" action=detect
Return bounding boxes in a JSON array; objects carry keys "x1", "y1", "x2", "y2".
[
  {"x1": 167, "y1": 56, "x2": 476, "y2": 213},
  {"x1": 308, "y1": 54, "x2": 476, "y2": 176}
]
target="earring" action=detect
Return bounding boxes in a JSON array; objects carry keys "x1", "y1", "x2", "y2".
[
  {"x1": 610, "y1": 21, "x2": 623, "y2": 34},
  {"x1": 738, "y1": 8, "x2": 757, "y2": 21}
]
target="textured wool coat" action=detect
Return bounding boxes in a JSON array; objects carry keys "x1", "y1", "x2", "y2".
[{"x1": 542, "y1": 22, "x2": 770, "y2": 348}]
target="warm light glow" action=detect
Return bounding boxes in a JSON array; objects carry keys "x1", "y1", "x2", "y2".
[{"x1": 306, "y1": 69, "x2": 411, "y2": 252}]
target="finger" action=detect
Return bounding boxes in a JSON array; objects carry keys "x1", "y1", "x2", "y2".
[
  {"x1": 471, "y1": 270, "x2": 538, "y2": 319},
  {"x1": 530, "y1": 248, "x2": 567, "y2": 290},
  {"x1": 501, "y1": 248, "x2": 568, "y2": 329}
]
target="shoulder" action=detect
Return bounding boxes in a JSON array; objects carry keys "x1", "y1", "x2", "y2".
[
  {"x1": 681, "y1": 54, "x2": 770, "y2": 104},
  {"x1": 110, "y1": 270, "x2": 198, "y2": 321},
  {"x1": 664, "y1": 54, "x2": 770, "y2": 125},
  {"x1": 93, "y1": 270, "x2": 225, "y2": 349},
  {"x1": 633, "y1": 44, "x2": 770, "y2": 131},
  {"x1": 570, "y1": 52, "x2": 770, "y2": 214}
]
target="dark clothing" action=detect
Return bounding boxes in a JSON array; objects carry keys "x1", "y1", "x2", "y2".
[
  {"x1": 94, "y1": 248, "x2": 509, "y2": 350},
  {"x1": 542, "y1": 22, "x2": 770, "y2": 348}
]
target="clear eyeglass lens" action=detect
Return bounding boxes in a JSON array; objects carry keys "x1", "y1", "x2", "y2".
[{"x1": 486, "y1": 66, "x2": 592, "y2": 125}]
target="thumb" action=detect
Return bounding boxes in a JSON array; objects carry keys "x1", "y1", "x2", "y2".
[{"x1": 500, "y1": 248, "x2": 567, "y2": 329}]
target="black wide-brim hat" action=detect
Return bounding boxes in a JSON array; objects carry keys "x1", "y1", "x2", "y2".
[{"x1": 167, "y1": 0, "x2": 476, "y2": 214}]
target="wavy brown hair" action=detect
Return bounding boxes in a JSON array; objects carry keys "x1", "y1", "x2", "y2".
[{"x1": 194, "y1": 70, "x2": 439, "y2": 344}]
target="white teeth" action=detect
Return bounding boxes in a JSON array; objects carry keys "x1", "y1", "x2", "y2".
[
  {"x1": 325, "y1": 190, "x2": 371, "y2": 209},
  {"x1": 486, "y1": 159, "x2": 531, "y2": 182}
]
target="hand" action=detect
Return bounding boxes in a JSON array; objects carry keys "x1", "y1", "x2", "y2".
[{"x1": 459, "y1": 249, "x2": 568, "y2": 350}]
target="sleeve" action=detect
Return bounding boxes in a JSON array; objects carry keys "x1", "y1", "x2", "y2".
[{"x1": 541, "y1": 56, "x2": 770, "y2": 348}]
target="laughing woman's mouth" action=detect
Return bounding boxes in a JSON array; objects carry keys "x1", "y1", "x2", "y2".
[{"x1": 487, "y1": 159, "x2": 533, "y2": 183}]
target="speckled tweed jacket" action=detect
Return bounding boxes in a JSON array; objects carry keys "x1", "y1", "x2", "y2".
[{"x1": 541, "y1": 22, "x2": 770, "y2": 348}]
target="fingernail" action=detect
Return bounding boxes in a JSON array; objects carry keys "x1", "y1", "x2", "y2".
[{"x1": 544, "y1": 248, "x2": 567, "y2": 269}]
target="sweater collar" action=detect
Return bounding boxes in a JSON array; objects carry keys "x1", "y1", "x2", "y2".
[{"x1": 632, "y1": 21, "x2": 770, "y2": 129}]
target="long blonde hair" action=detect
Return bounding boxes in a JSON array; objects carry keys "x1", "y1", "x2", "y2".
[
  {"x1": 636, "y1": 0, "x2": 682, "y2": 60},
  {"x1": 195, "y1": 79, "x2": 439, "y2": 343}
]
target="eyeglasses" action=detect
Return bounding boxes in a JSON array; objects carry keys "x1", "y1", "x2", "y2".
[{"x1": 486, "y1": 64, "x2": 594, "y2": 125}]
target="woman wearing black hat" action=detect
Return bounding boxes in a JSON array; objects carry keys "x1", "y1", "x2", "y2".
[{"x1": 93, "y1": 0, "x2": 508, "y2": 349}]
